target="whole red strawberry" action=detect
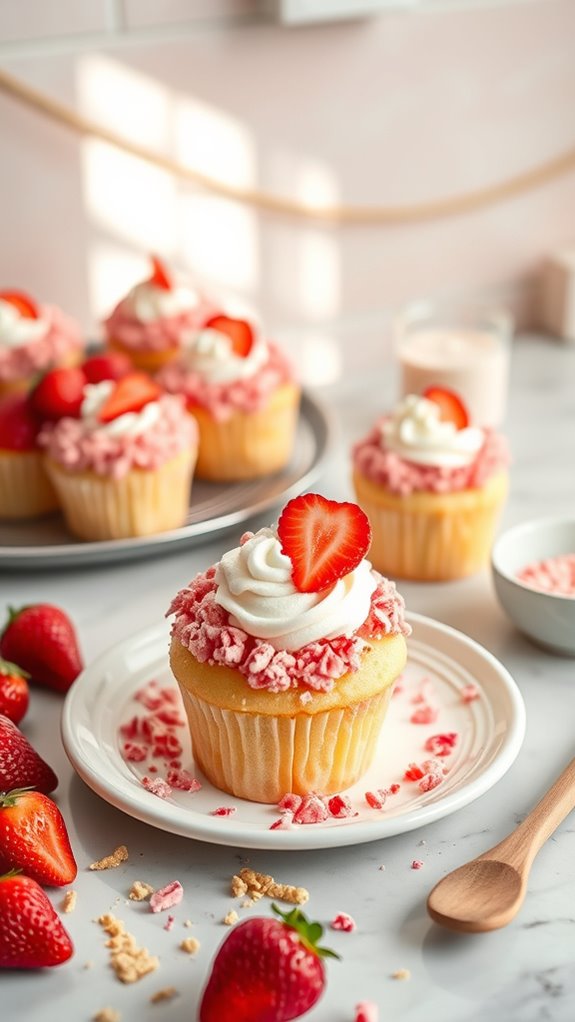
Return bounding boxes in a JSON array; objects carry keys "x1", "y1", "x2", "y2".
[
  {"x1": 30, "y1": 366, "x2": 87, "y2": 422},
  {"x1": 199, "y1": 905, "x2": 338, "y2": 1022},
  {"x1": 0, "y1": 871, "x2": 74, "y2": 968},
  {"x1": 0, "y1": 659, "x2": 29, "y2": 725},
  {"x1": 0, "y1": 715, "x2": 58, "y2": 794},
  {"x1": 0, "y1": 394, "x2": 41, "y2": 452},
  {"x1": 82, "y1": 351, "x2": 132, "y2": 384},
  {"x1": 0, "y1": 604, "x2": 83, "y2": 694},
  {"x1": 0, "y1": 789, "x2": 77, "y2": 886}
]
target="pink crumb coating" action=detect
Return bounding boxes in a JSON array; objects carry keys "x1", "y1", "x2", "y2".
[
  {"x1": 356, "y1": 1003, "x2": 379, "y2": 1022},
  {"x1": 331, "y1": 912, "x2": 356, "y2": 932},
  {"x1": 150, "y1": 881, "x2": 184, "y2": 913},
  {"x1": 352, "y1": 418, "x2": 509, "y2": 496},
  {"x1": 157, "y1": 341, "x2": 295, "y2": 422},
  {"x1": 517, "y1": 553, "x2": 575, "y2": 597},
  {"x1": 0, "y1": 304, "x2": 84, "y2": 382},
  {"x1": 168, "y1": 567, "x2": 410, "y2": 695},
  {"x1": 104, "y1": 294, "x2": 214, "y2": 352},
  {"x1": 142, "y1": 776, "x2": 173, "y2": 799},
  {"x1": 411, "y1": 860, "x2": 424, "y2": 870},
  {"x1": 39, "y1": 393, "x2": 197, "y2": 480}
]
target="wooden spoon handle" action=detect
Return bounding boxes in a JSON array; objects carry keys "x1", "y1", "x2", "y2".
[{"x1": 481, "y1": 756, "x2": 575, "y2": 871}]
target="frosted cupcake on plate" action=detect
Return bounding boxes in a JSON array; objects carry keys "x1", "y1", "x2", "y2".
[
  {"x1": 0, "y1": 393, "x2": 58, "y2": 519},
  {"x1": 352, "y1": 387, "x2": 509, "y2": 581},
  {"x1": 0, "y1": 290, "x2": 84, "y2": 398},
  {"x1": 168, "y1": 493, "x2": 410, "y2": 803},
  {"x1": 39, "y1": 369, "x2": 198, "y2": 541},
  {"x1": 103, "y1": 255, "x2": 213, "y2": 373},
  {"x1": 158, "y1": 312, "x2": 300, "y2": 481}
]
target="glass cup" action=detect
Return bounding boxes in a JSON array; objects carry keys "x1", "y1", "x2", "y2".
[{"x1": 394, "y1": 299, "x2": 512, "y2": 428}]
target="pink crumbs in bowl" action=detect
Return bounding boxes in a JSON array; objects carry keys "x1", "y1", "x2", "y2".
[{"x1": 516, "y1": 554, "x2": 575, "y2": 597}]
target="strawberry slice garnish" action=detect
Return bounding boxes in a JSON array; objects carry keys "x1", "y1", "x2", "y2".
[
  {"x1": 423, "y1": 386, "x2": 469, "y2": 430},
  {"x1": 277, "y1": 493, "x2": 372, "y2": 594},
  {"x1": 149, "y1": 254, "x2": 172, "y2": 291},
  {"x1": 82, "y1": 351, "x2": 132, "y2": 384},
  {"x1": 204, "y1": 315, "x2": 254, "y2": 358},
  {"x1": 30, "y1": 367, "x2": 87, "y2": 422},
  {"x1": 0, "y1": 290, "x2": 39, "y2": 319},
  {"x1": 0, "y1": 789, "x2": 77, "y2": 887},
  {"x1": 98, "y1": 372, "x2": 162, "y2": 424}
]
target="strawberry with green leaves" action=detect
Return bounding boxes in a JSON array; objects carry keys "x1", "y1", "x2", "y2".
[
  {"x1": 0, "y1": 789, "x2": 77, "y2": 886},
  {"x1": 0, "y1": 871, "x2": 73, "y2": 968},
  {"x1": 0, "y1": 715, "x2": 58, "y2": 794},
  {"x1": 0, "y1": 660, "x2": 29, "y2": 725},
  {"x1": 199, "y1": 905, "x2": 338, "y2": 1022},
  {"x1": 0, "y1": 603, "x2": 83, "y2": 694}
]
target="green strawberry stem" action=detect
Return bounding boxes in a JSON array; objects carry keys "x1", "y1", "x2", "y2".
[
  {"x1": 0, "y1": 657, "x2": 30, "y2": 679},
  {"x1": 271, "y1": 904, "x2": 340, "y2": 960},
  {"x1": 0, "y1": 788, "x2": 35, "y2": 808},
  {"x1": 0, "y1": 868, "x2": 22, "y2": 881}
]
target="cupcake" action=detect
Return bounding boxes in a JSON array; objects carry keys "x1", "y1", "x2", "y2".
[
  {"x1": 0, "y1": 393, "x2": 58, "y2": 519},
  {"x1": 168, "y1": 493, "x2": 410, "y2": 804},
  {"x1": 103, "y1": 255, "x2": 213, "y2": 373},
  {"x1": 39, "y1": 370, "x2": 198, "y2": 541},
  {"x1": 352, "y1": 387, "x2": 509, "y2": 581},
  {"x1": 158, "y1": 313, "x2": 300, "y2": 481},
  {"x1": 0, "y1": 290, "x2": 84, "y2": 398}
]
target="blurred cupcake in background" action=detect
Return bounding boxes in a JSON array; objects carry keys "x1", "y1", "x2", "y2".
[
  {"x1": 0, "y1": 392, "x2": 58, "y2": 519},
  {"x1": 158, "y1": 312, "x2": 300, "y2": 481},
  {"x1": 103, "y1": 255, "x2": 213, "y2": 373},
  {"x1": 352, "y1": 387, "x2": 509, "y2": 581},
  {"x1": 0, "y1": 289, "x2": 84, "y2": 398}
]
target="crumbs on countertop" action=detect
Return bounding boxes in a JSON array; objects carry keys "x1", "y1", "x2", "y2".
[
  {"x1": 97, "y1": 913, "x2": 159, "y2": 983},
  {"x1": 61, "y1": 890, "x2": 77, "y2": 913},
  {"x1": 93, "y1": 1010, "x2": 121, "y2": 1022},
  {"x1": 180, "y1": 937, "x2": 200, "y2": 955},
  {"x1": 128, "y1": 881, "x2": 154, "y2": 902},
  {"x1": 223, "y1": 910, "x2": 239, "y2": 926},
  {"x1": 392, "y1": 968, "x2": 411, "y2": 981},
  {"x1": 90, "y1": 846, "x2": 129, "y2": 871},
  {"x1": 149, "y1": 881, "x2": 183, "y2": 914},
  {"x1": 150, "y1": 988, "x2": 179, "y2": 1004},
  {"x1": 233, "y1": 867, "x2": 309, "y2": 906}
]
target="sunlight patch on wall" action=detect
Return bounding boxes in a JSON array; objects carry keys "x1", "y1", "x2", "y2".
[{"x1": 179, "y1": 193, "x2": 259, "y2": 294}]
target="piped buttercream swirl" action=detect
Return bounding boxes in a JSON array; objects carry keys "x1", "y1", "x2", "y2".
[{"x1": 381, "y1": 395, "x2": 483, "y2": 468}]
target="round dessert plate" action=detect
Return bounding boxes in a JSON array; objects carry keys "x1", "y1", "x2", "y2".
[
  {"x1": 0, "y1": 391, "x2": 331, "y2": 570},
  {"x1": 61, "y1": 613, "x2": 526, "y2": 850}
]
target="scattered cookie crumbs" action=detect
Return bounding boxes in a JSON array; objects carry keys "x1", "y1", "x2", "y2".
[
  {"x1": 183, "y1": 919, "x2": 193, "y2": 928},
  {"x1": 90, "y1": 846, "x2": 129, "y2": 871},
  {"x1": 417, "y1": 839, "x2": 426, "y2": 846},
  {"x1": 237, "y1": 868, "x2": 309, "y2": 905},
  {"x1": 231, "y1": 875, "x2": 248, "y2": 898},
  {"x1": 378, "y1": 865, "x2": 386, "y2": 872},
  {"x1": 223, "y1": 910, "x2": 239, "y2": 926},
  {"x1": 84, "y1": 961, "x2": 94, "y2": 969},
  {"x1": 411, "y1": 860, "x2": 424, "y2": 870},
  {"x1": 129, "y1": 881, "x2": 154, "y2": 902},
  {"x1": 180, "y1": 937, "x2": 200, "y2": 955},
  {"x1": 150, "y1": 988, "x2": 178, "y2": 1004},
  {"x1": 330, "y1": 912, "x2": 356, "y2": 932},
  {"x1": 61, "y1": 890, "x2": 77, "y2": 913},
  {"x1": 93, "y1": 1009, "x2": 121, "y2": 1022},
  {"x1": 355, "y1": 1002, "x2": 378, "y2": 1022},
  {"x1": 392, "y1": 968, "x2": 411, "y2": 981},
  {"x1": 150, "y1": 881, "x2": 183, "y2": 914},
  {"x1": 97, "y1": 913, "x2": 159, "y2": 983}
]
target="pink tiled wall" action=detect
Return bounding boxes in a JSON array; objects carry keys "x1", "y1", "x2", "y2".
[{"x1": 0, "y1": 1, "x2": 573, "y2": 383}]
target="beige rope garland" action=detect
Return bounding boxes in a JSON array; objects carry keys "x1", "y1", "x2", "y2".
[{"x1": 1, "y1": 65, "x2": 574, "y2": 226}]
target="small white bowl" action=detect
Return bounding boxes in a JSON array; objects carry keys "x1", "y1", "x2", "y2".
[{"x1": 491, "y1": 517, "x2": 575, "y2": 656}]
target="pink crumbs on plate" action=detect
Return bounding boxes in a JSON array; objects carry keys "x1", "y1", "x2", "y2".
[
  {"x1": 410, "y1": 705, "x2": 439, "y2": 725},
  {"x1": 331, "y1": 912, "x2": 356, "y2": 932},
  {"x1": 355, "y1": 1002, "x2": 378, "y2": 1022},
  {"x1": 404, "y1": 763, "x2": 425, "y2": 782},
  {"x1": 424, "y1": 732, "x2": 458, "y2": 757},
  {"x1": 164, "y1": 915, "x2": 175, "y2": 932},
  {"x1": 517, "y1": 553, "x2": 575, "y2": 597},
  {"x1": 327, "y1": 794, "x2": 358, "y2": 819},
  {"x1": 166, "y1": 769, "x2": 201, "y2": 793},
  {"x1": 293, "y1": 794, "x2": 328, "y2": 825},
  {"x1": 150, "y1": 881, "x2": 184, "y2": 913},
  {"x1": 365, "y1": 790, "x2": 387, "y2": 811},
  {"x1": 278, "y1": 793, "x2": 303, "y2": 813},
  {"x1": 418, "y1": 772, "x2": 443, "y2": 793},
  {"x1": 411, "y1": 860, "x2": 424, "y2": 870},
  {"x1": 269, "y1": 813, "x2": 293, "y2": 831},
  {"x1": 461, "y1": 683, "x2": 480, "y2": 703},
  {"x1": 210, "y1": 807, "x2": 236, "y2": 817},
  {"x1": 142, "y1": 776, "x2": 173, "y2": 799}
]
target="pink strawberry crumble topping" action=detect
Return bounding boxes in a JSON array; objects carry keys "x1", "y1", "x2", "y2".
[
  {"x1": 331, "y1": 912, "x2": 356, "y2": 932},
  {"x1": 424, "y1": 732, "x2": 458, "y2": 757},
  {"x1": 142, "y1": 776, "x2": 173, "y2": 799},
  {"x1": 0, "y1": 304, "x2": 83, "y2": 382},
  {"x1": 168, "y1": 567, "x2": 410, "y2": 694},
  {"x1": 411, "y1": 860, "x2": 424, "y2": 870},
  {"x1": 356, "y1": 1002, "x2": 378, "y2": 1022},
  {"x1": 150, "y1": 881, "x2": 184, "y2": 913},
  {"x1": 517, "y1": 553, "x2": 575, "y2": 596}
]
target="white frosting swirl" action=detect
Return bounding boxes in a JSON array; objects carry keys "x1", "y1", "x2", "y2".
[
  {"x1": 81, "y1": 381, "x2": 161, "y2": 436},
  {"x1": 381, "y1": 394, "x2": 483, "y2": 468},
  {"x1": 0, "y1": 299, "x2": 48, "y2": 347},
  {"x1": 214, "y1": 527, "x2": 377, "y2": 651},
  {"x1": 181, "y1": 325, "x2": 268, "y2": 384},
  {"x1": 123, "y1": 281, "x2": 200, "y2": 323}
]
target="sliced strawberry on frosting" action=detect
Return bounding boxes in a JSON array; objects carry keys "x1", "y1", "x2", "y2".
[
  {"x1": 423, "y1": 386, "x2": 469, "y2": 430},
  {"x1": 277, "y1": 493, "x2": 372, "y2": 593},
  {"x1": 98, "y1": 372, "x2": 162, "y2": 423},
  {"x1": 204, "y1": 314, "x2": 254, "y2": 358},
  {"x1": 0, "y1": 290, "x2": 39, "y2": 319},
  {"x1": 149, "y1": 254, "x2": 172, "y2": 291}
]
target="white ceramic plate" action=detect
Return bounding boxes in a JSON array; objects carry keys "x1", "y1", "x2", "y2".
[
  {"x1": 61, "y1": 614, "x2": 525, "y2": 850},
  {"x1": 0, "y1": 392, "x2": 332, "y2": 570}
]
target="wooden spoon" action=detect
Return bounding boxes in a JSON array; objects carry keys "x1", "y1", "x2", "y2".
[{"x1": 427, "y1": 755, "x2": 575, "y2": 932}]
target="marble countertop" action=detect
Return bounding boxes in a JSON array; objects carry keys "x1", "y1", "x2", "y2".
[{"x1": 3, "y1": 333, "x2": 575, "y2": 1022}]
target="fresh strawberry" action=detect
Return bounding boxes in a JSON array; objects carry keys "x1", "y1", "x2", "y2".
[
  {"x1": 199, "y1": 905, "x2": 337, "y2": 1022},
  {"x1": 30, "y1": 367, "x2": 87, "y2": 422},
  {"x1": 97, "y1": 372, "x2": 162, "y2": 424},
  {"x1": 0, "y1": 872, "x2": 73, "y2": 968},
  {"x1": 0, "y1": 290, "x2": 39, "y2": 319},
  {"x1": 0, "y1": 716, "x2": 58, "y2": 794},
  {"x1": 0, "y1": 790, "x2": 77, "y2": 886},
  {"x1": 149, "y1": 254, "x2": 172, "y2": 290},
  {"x1": 0, "y1": 395, "x2": 40, "y2": 452},
  {"x1": 0, "y1": 604, "x2": 83, "y2": 694},
  {"x1": 423, "y1": 386, "x2": 469, "y2": 430},
  {"x1": 277, "y1": 493, "x2": 372, "y2": 594},
  {"x1": 204, "y1": 314, "x2": 254, "y2": 358},
  {"x1": 82, "y1": 351, "x2": 132, "y2": 384},
  {"x1": 0, "y1": 660, "x2": 29, "y2": 725}
]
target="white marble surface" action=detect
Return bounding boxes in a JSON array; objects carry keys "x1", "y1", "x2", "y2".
[{"x1": 2, "y1": 332, "x2": 575, "y2": 1022}]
